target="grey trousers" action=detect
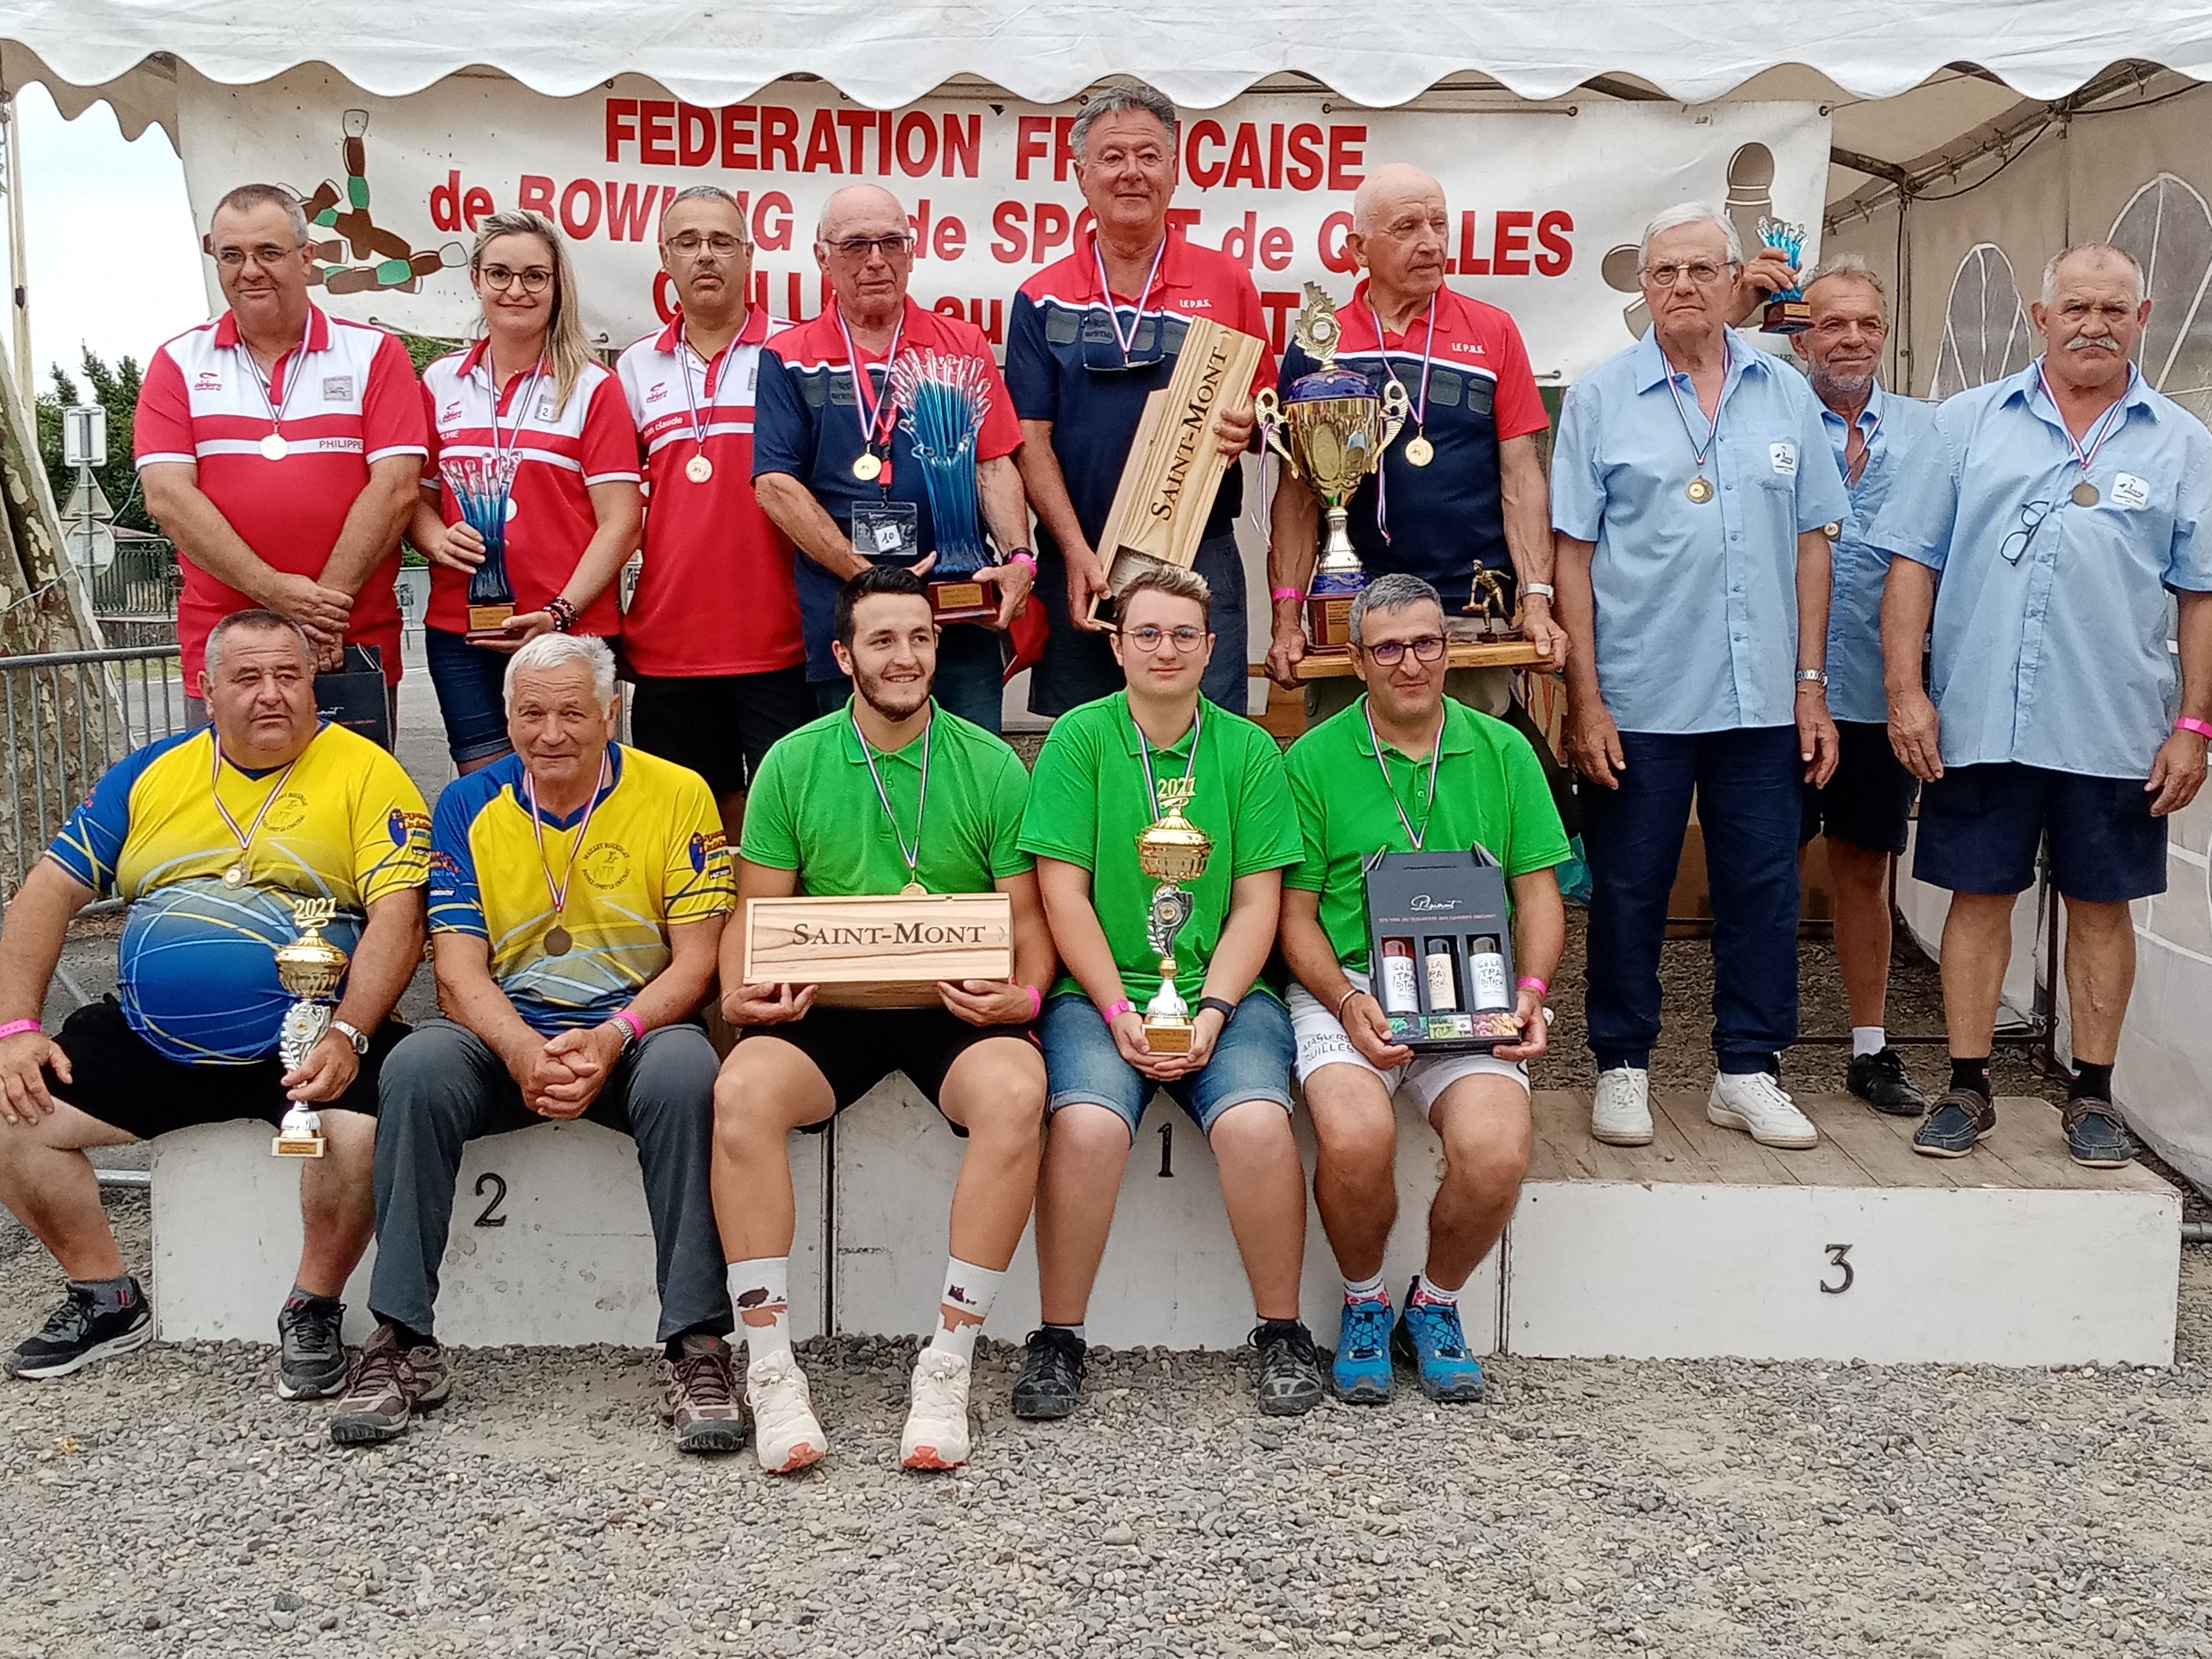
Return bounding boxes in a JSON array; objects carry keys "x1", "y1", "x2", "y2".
[{"x1": 369, "y1": 1018, "x2": 732, "y2": 1345}]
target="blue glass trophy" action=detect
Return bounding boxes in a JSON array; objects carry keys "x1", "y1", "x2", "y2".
[
  {"x1": 444, "y1": 453, "x2": 521, "y2": 639},
  {"x1": 1758, "y1": 215, "x2": 1812, "y2": 334},
  {"x1": 890, "y1": 350, "x2": 996, "y2": 623}
]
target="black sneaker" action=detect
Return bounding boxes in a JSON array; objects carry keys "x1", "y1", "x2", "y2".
[
  {"x1": 276, "y1": 1292, "x2": 349, "y2": 1401},
  {"x1": 2063, "y1": 1097, "x2": 2136, "y2": 1169},
  {"x1": 1913, "y1": 1089, "x2": 1996, "y2": 1158},
  {"x1": 1011, "y1": 1327, "x2": 1087, "y2": 1420},
  {"x1": 4, "y1": 1280, "x2": 153, "y2": 1380},
  {"x1": 1846, "y1": 1048, "x2": 1929, "y2": 1117},
  {"x1": 1251, "y1": 1320, "x2": 1325, "y2": 1417}
]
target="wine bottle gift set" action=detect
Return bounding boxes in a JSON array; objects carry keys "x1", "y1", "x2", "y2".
[{"x1": 1362, "y1": 848, "x2": 1521, "y2": 1053}]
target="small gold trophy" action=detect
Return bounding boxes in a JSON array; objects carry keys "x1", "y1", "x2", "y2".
[
  {"x1": 271, "y1": 897, "x2": 350, "y2": 1158},
  {"x1": 1134, "y1": 776, "x2": 1213, "y2": 1055},
  {"x1": 1464, "y1": 567, "x2": 1516, "y2": 636}
]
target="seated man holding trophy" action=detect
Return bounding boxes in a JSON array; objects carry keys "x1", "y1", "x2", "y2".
[
  {"x1": 753, "y1": 183, "x2": 1035, "y2": 734},
  {"x1": 1264, "y1": 165, "x2": 1563, "y2": 722},
  {"x1": 1015, "y1": 565, "x2": 1323, "y2": 1421},
  {"x1": 334, "y1": 632, "x2": 740, "y2": 1452},
  {"x1": 714, "y1": 567, "x2": 1052, "y2": 1475},
  {"x1": 1280, "y1": 574, "x2": 1569, "y2": 1405},
  {"x1": 0, "y1": 609, "x2": 428, "y2": 1392}
]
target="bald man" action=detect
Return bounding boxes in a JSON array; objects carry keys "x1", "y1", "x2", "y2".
[
  {"x1": 1267, "y1": 164, "x2": 1562, "y2": 724},
  {"x1": 752, "y1": 185, "x2": 1034, "y2": 733}
]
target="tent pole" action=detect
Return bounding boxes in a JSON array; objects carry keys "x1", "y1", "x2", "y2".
[{"x1": 0, "y1": 93, "x2": 25, "y2": 410}]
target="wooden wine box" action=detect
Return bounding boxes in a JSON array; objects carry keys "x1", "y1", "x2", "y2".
[{"x1": 740, "y1": 893, "x2": 1013, "y2": 1008}]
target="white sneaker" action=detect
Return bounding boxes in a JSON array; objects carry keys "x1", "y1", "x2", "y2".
[
  {"x1": 1591, "y1": 1066, "x2": 1653, "y2": 1146},
  {"x1": 745, "y1": 1350, "x2": 826, "y2": 1474},
  {"x1": 901, "y1": 1347, "x2": 974, "y2": 1470},
  {"x1": 1707, "y1": 1070, "x2": 1818, "y2": 1149}
]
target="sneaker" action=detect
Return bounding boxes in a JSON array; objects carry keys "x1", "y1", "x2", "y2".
[
  {"x1": 1251, "y1": 1320, "x2": 1325, "y2": 1417},
  {"x1": 1011, "y1": 1327, "x2": 1087, "y2": 1420},
  {"x1": 3, "y1": 1280, "x2": 153, "y2": 1381},
  {"x1": 1392, "y1": 1289, "x2": 1485, "y2": 1403},
  {"x1": 901, "y1": 1348, "x2": 973, "y2": 1470},
  {"x1": 660, "y1": 1334, "x2": 747, "y2": 1455},
  {"x1": 1912, "y1": 1090, "x2": 1996, "y2": 1159},
  {"x1": 745, "y1": 1350, "x2": 826, "y2": 1474},
  {"x1": 327, "y1": 1323, "x2": 451, "y2": 1445},
  {"x1": 1330, "y1": 1296, "x2": 1394, "y2": 1404},
  {"x1": 1847, "y1": 1048, "x2": 1929, "y2": 1118},
  {"x1": 1591, "y1": 1066, "x2": 1653, "y2": 1146},
  {"x1": 2063, "y1": 1097, "x2": 2137, "y2": 1169},
  {"x1": 275, "y1": 1293, "x2": 348, "y2": 1401},
  {"x1": 1706, "y1": 1070, "x2": 1817, "y2": 1149}
]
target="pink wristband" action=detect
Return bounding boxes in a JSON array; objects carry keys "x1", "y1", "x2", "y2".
[
  {"x1": 609, "y1": 1009, "x2": 644, "y2": 1046},
  {"x1": 1516, "y1": 976, "x2": 1548, "y2": 997},
  {"x1": 0, "y1": 1019, "x2": 39, "y2": 1042},
  {"x1": 2177, "y1": 717, "x2": 2212, "y2": 741},
  {"x1": 1009, "y1": 549, "x2": 1038, "y2": 575},
  {"x1": 1024, "y1": 984, "x2": 1042, "y2": 1021},
  {"x1": 1270, "y1": 586, "x2": 1304, "y2": 604},
  {"x1": 1100, "y1": 998, "x2": 1134, "y2": 1024}
]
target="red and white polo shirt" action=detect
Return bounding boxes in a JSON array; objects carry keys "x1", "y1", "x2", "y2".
[
  {"x1": 133, "y1": 305, "x2": 428, "y2": 684},
  {"x1": 418, "y1": 344, "x2": 641, "y2": 638},
  {"x1": 615, "y1": 307, "x2": 804, "y2": 677}
]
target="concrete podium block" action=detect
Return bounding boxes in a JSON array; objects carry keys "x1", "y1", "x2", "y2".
[
  {"x1": 149, "y1": 1120, "x2": 826, "y2": 1348},
  {"x1": 830, "y1": 1076, "x2": 1501, "y2": 1352}
]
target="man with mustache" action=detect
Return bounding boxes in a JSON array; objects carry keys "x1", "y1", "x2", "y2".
[{"x1": 1878, "y1": 242, "x2": 2212, "y2": 1167}]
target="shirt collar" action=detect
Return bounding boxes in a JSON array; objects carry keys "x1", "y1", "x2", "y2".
[
  {"x1": 1632, "y1": 326, "x2": 1766, "y2": 395},
  {"x1": 839, "y1": 699, "x2": 939, "y2": 765},
  {"x1": 653, "y1": 305, "x2": 770, "y2": 358},
  {"x1": 507, "y1": 741, "x2": 625, "y2": 828},
  {"x1": 2008, "y1": 356, "x2": 2159, "y2": 425},
  {"x1": 1077, "y1": 229, "x2": 1198, "y2": 304},
  {"x1": 212, "y1": 303, "x2": 329, "y2": 355},
  {"x1": 1351, "y1": 694, "x2": 1475, "y2": 761},
  {"x1": 1114, "y1": 690, "x2": 1203, "y2": 757},
  {"x1": 1817, "y1": 378, "x2": 1886, "y2": 436}
]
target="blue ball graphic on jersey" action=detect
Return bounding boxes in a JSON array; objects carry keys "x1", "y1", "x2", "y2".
[{"x1": 117, "y1": 878, "x2": 362, "y2": 1063}]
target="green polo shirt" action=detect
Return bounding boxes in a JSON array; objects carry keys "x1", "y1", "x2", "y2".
[
  {"x1": 1285, "y1": 696, "x2": 1571, "y2": 973},
  {"x1": 1019, "y1": 691, "x2": 1303, "y2": 1005},
  {"x1": 741, "y1": 701, "x2": 1032, "y2": 894}
]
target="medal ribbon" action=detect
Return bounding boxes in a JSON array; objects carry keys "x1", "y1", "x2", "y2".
[
  {"x1": 524, "y1": 749, "x2": 611, "y2": 929},
  {"x1": 853, "y1": 709, "x2": 932, "y2": 889},
  {"x1": 484, "y1": 356, "x2": 549, "y2": 484},
  {"x1": 234, "y1": 337, "x2": 305, "y2": 440},
  {"x1": 1092, "y1": 233, "x2": 1170, "y2": 364},
  {"x1": 1364, "y1": 294, "x2": 1439, "y2": 544},
  {"x1": 1134, "y1": 701, "x2": 1204, "y2": 822},
  {"x1": 2035, "y1": 359, "x2": 2133, "y2": 485},
  {"x1": 834, "y1": 303, "x2": 906, "y2": 460},
  {"x1": 208, "y1": 738, "x2": 301, "y2": 873},
  {"x1": 1362, "y1": 700, "x2": 1445, "y2": 852},
  {"x1": 676, "y1": 327, "x2": 738, "y2": 461},
  {"x1": 1662, "y1": 333, "x2": 1730, "y2": 476}
]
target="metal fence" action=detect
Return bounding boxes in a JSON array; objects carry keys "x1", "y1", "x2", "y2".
[{"x1": 83, "y1": 539, "x2": 183, "y2": 650}]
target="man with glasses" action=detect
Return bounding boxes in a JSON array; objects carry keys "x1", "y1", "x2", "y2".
[
  {"x1": 1013, "y1": 564, "x2": 1322, "y2": 1421},
  {"x1": 1551, "y1": 203, "x2": 1846, "y2": 1153},
  {"x1": 753, "y1": 184, "x2": 1034, "y2": 733},
  {"x1": 1266, "y1": 165, "x2": 1561, "y2": 723},
  {"x1": 136, "y1": 183, "x2": 428, "y2": 734},
  {"x1": 618, "y1": 186, "x2": 805, "y2": 839},
  {"x1": 1877, "y1": 242, "x2": 2212, "y2": 1167},
  {"x1": 1784, "y1": 257, "x2": 1939, "y2": 1119},
  {"x1": 1280, "y1": 574, "x2": 1568, "y2": 1405},
  {"x1": 1007, "y1": 78, "x2": 1272, "y2": 719}
]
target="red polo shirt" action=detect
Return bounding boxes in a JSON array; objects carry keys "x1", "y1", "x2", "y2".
[{"x1": 133, "y1": 305, "x2": 428, "y2": 684}]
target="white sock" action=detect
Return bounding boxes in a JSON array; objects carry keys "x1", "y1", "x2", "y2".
[
  {"x1": 928, "y1": 1258, "x2": 1003, "y2": 1364},
  {"x1": 1044, "y1": 1321, "x2": 1086, "y2": 1344},
  {"x1": 1410, "y1": 1274, "x2": 1461, "y2": 1309},
  {"x1": 726, "y1": 1258, "x2": 791, "y2": 1365},
  {"x1": 1851, "y1": 1026, "x2": 1887, "y2": 1059},
  {"x1": 1342, "y1": 1270, "x2": 1387, "y2": 1304}
]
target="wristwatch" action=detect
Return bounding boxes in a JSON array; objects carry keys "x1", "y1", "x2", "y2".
[
  {"x1": 1521, "y1": 581, "x2": 1556, "y2": 601},
  {"x1": 1795, "y1": 668, "x2": 1829, "y2": 690},
  {"x1": 330, "y1": 1019, "x2": 370, "y2": 1055}
]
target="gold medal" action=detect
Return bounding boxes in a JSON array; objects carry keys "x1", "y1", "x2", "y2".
[
  {"x1": 900, "y1": 880, "x2": 927, "y2": 898},
  {"x1": 544, "y1": 924, "x2": 573, "y2": 957},
  {"x1": 2072, "y1": 479, "x2": 2100, "y2": 507},
  {"x1": 222, "y1": 864, "x2": 247, "y2": 889},
  {"x1": 1686, "y1": 476, "x2": 1715, "y2": 504},
  {"x1": 1403, "y1": 433, "x2": 1434, "y2": 467},
  {"x1": 259, "y1": 432, "x2": 289, "y2": 462},
  {"x1": 853, "y1": 451, "x2": 883, "y2": 482},
  {"x1": 685, "y1": 452, "x2": 713, "y2": 484}
]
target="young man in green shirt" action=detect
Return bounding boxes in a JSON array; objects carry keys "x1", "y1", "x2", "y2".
[
  {"x1": 713, "y1": 568, "x2": 1053, "y2": 1475},
  {"x1": 1281, "y1": 573, "x2": 1570, "y2": 1405},
  {"x1": 1015, "y1": 565, "x2": 1323, "y2": 1419}
]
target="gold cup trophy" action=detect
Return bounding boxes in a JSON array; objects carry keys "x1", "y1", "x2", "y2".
[
  {"x1": 1255, "y1": 282, "x2": 1410, "y2": 652},
  {"x1": 1134, "y1": 776, "x2": 1212, "y2": 1055},
  {"x1": 271, "y1": 896, "x2": 350, "y2": 1158}
]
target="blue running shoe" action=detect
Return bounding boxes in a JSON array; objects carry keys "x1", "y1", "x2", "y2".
[
  {"x1": 1393, "y1": 1288, "x2": 1485, "y2": 1403},
  {"x1": 1331, "y1": 1296, "x2": 1394, "y2": 1404}
]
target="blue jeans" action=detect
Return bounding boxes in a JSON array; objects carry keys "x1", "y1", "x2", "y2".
[
  {"x1": 1026, "y1": 531, "x2": 1251, "y2": 717},
  {"x1": 1040, "y1": 991, "x2": 1294, "y2": 1141},
  {"x1": 1580, "y1": 725, "x2": 1802, "y2": 1075},
  {"x1": 809, "y1": 621, "x2": 1003, "y2": 734},
  {"x1": 422, "y1": 627, "x2": 513, "y2": 765}
]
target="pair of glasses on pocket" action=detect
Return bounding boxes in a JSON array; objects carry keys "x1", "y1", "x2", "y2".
[{"x1": 2000, "y1": 500, "x2": 2054, "y2": 566}]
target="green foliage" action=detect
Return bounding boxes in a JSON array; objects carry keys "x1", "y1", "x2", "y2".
[
  {"x1": 399, "y1": 332, "x2": 460, "y2": 375},
  {"x1": 35, "y1": 348, "x2": 156, "y2": 534}
]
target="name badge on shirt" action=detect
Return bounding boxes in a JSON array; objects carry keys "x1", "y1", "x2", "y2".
[
  {"x1": 2110, "y1": 472, "x2": 2151, "y2": 511},
  {"x1": 1769, "y1": 441, "x2": 1798, "y2": 477}
]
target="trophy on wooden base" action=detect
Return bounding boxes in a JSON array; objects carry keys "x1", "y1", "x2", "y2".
[
  {"x1": 272, "y1": 896, "x2": 350, "y2": 1158},
  {"x1": 889, "y1": 350, "x2": 1001, "y2": 623},
  {"x1": 1134, "y1": 776, "x2": 1212, "y2": 1055},
  {"x1": 1462, "y1": 568, "x2": 1518, "y2": 638},
  {"x1": 1255, "y1": 283, "x2": 1410, "y2": 652},
  {"x1": 1757, "y1": 214, "x2": 1812, "y2": 334},
  {"x1": 446, "y1": 453, "x2": 521, "y2": 641}
]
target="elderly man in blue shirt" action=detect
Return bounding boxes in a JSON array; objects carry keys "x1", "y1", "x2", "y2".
[
  {"x1": 1878, "y1": 242, "x2": 2212, "y2": 1169},
  {"x1": 1788, "y1": 256, "x2": 1939, "y2": 1118},
  {"x1": 1552, "y1": 203, "x2": 1847, "y2": 1153}
]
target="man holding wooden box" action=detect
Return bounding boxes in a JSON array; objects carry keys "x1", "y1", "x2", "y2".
[{"x1": 714, "y1": 567, "x2": 1053, "y2": 1476}]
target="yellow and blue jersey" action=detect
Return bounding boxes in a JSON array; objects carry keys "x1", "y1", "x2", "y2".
[
  {"x1": 429, "y1": 743, "x2": 733, "y2": 1035},
  {"x1": 47, "y1": 723, "x2": 431, "y2": 1063}
]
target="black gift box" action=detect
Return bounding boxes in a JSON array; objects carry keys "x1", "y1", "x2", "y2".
[{"x1": 1361, "y1": 848, "x2": 1520, "y2": 1053}]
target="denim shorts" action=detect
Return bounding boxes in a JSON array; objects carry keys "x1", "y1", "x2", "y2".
[
  {"x1": 1040, "y1": 990, "x2": 1295, "y2": 1141},
  {"x1": 422, "y1": 626, "x2": 514, "y2": 765}
]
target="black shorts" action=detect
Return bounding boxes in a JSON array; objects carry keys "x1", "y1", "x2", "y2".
[
  {"x1": 1801, "y1": 719, "x2": 1919, "y2": 856},
  {"x1": 628, "y1": 665, "x2": 812, "y2": 800},
  {"x1": 45, "y1": 996, "x2": 405, "y2": 1139},
  {"x1": 1913, "y1": 762, "x2": 2168, "y2": 903},
  {"x1": 741, "y1": 1005, "x2": 1036, "y2": 1136}
]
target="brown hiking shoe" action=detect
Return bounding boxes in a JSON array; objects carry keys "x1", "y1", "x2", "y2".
[
  {"x1": 328, "y1": 1323, "x2": 451, "y2": 1446},
  {"x1": 661, "y1": 1333, "x2": 747, "y2": 1454}
]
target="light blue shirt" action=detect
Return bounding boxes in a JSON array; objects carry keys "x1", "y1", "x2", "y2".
[
  {"x1": 1552, "y1": 331, "x2": 1848, "y2": 733},
  {"x1": 1816, "y1": 381, "x2": 1938, "y2": 724},
  {"x1": 1869, "y1": 359, "x2": 2212, "y2": 779}
]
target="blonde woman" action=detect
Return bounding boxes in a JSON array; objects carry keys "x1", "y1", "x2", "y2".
[{"x1": 414, "y1": 210, "x2": 643, "y2": 771}]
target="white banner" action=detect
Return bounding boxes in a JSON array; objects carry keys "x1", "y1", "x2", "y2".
[{"x1": 173, "y1": 67, "x2": 1829, "y2": 381}]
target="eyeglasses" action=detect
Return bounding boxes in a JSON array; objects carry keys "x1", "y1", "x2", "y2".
[
  {"x1": 2000, "y1": 500, "x2": 2054, "y2": 566},
  {"x1": 1120, "y1": 624, "x2": 1208, "y2": 653},
  {"x1": 214, "y1": 244, "x2": 300, "y2": 269},
  {"x1": 479, "y1": 265, "x2": 554, "y2": 295},
  {"x1": 1362, "y1": 635, "x2": 1448, "y2": 666},
  {"x1": 823, "y1": 234, "x2": 915, "y2": 261},
  {"x1": 665, "y1": 231, "x2": 748, "y2": 259},
  {"x1": 1640, "y1": 261, "x2": 1740, "y2": 288}
]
